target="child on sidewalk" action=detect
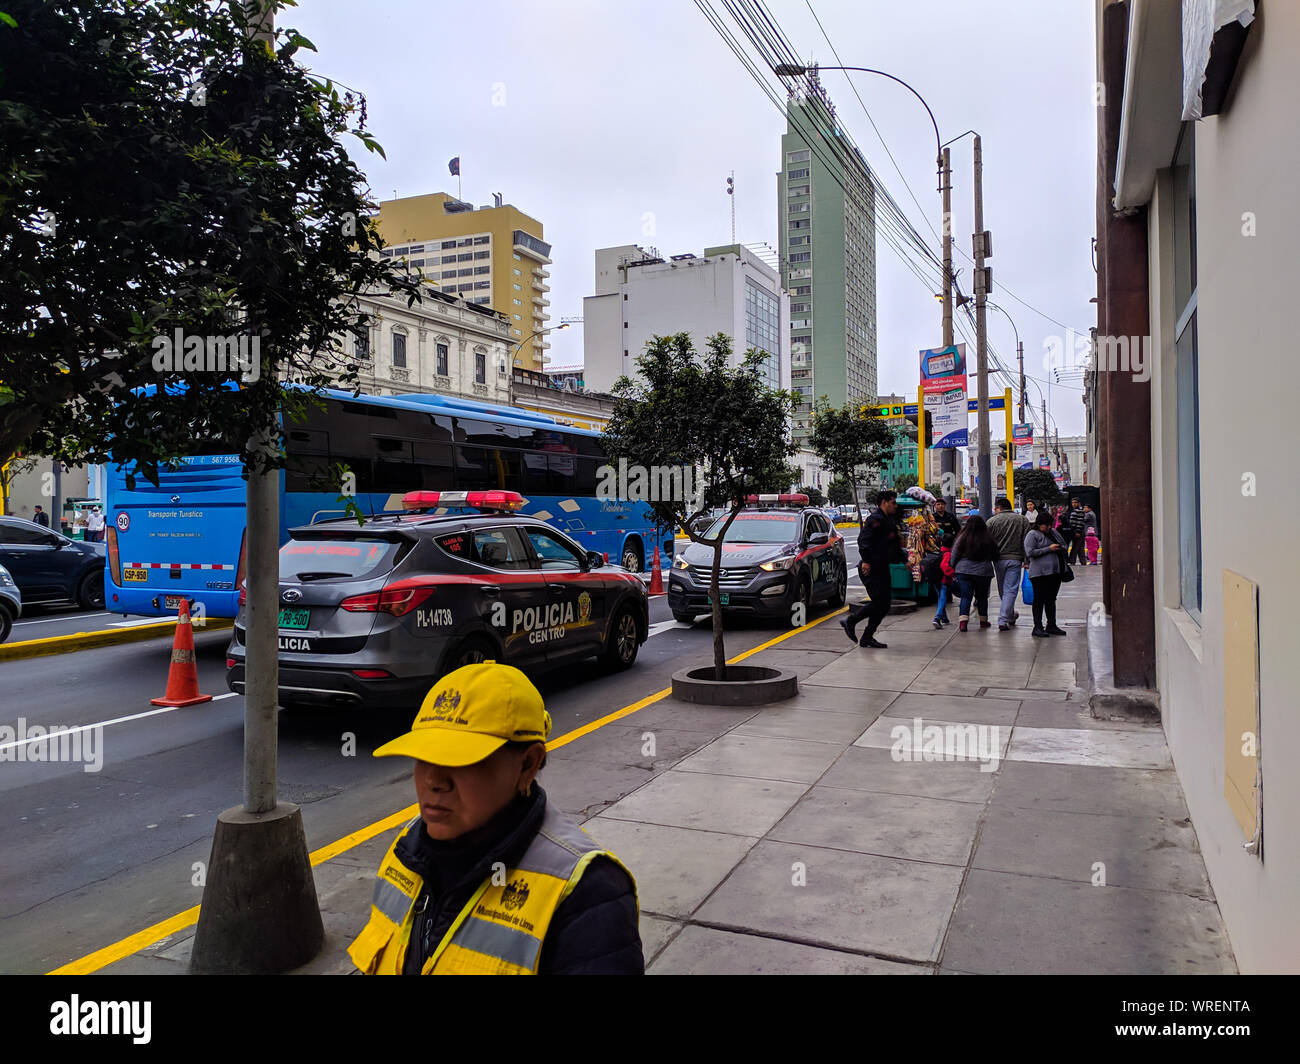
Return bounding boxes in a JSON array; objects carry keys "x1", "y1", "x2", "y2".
[
  {"x1": 1085, "y1": 528, "x2": 1100, "y2": 565},
  {"x1": 932, "y1": 533, "x2": 956, "y2": 629}
]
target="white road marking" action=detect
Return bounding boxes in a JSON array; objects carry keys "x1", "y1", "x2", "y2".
[
  {"x1": 15, "y1": 611, "x2": 110, "y2": 627},
  {"x1": 0, "y1": 692, "x2": 238, "y2": 752},
  {"x1": 646, "y1": 619, "x2": 690, "y2": 639},
  {"x1": 107, "y1": 617, "x2": 179, "y2": 629}
]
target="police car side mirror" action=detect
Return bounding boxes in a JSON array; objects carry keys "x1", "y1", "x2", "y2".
[
  {"x1": 585, "y1": 551, "x2": 602, "y2": 569},
  {"x1": 808, "y1": 531, "x2": 830, "y2": 546}
]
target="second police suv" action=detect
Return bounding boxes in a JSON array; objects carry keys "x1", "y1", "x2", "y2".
[
  {"x1": 225, "y1": 490, "x2": 648, "y2": 711},
  {"x1": 667, "y1": 493, "x2": 847, "y2": 623}
]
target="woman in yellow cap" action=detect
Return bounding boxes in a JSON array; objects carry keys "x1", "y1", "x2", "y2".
[{"x1": 348, "y1": 662, "x2": 643, "y2": 974}]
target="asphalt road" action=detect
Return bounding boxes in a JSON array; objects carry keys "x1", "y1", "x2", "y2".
[{"x1": 0, "y1": 542, "x2": 862, "y2": 974}]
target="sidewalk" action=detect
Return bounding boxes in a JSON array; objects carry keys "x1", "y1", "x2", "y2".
[{"x1": 108, "y1": 565, "x2": 1238, "y2": 975}]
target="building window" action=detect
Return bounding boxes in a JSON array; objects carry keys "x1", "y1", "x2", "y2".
[
  {"x1": 788, "y1": 185, "x2": 810, "y2": 197},
  {"x1": 458, "y1": 238, "x2": 472, "y2": 247},
  {"x1": 790, "y1": 252, "x2": 811, "y2": 262},
  {"x1": 790, "y1": 219, "x2": 809, "y2": 230},
  {"x1": 474, "y1": 281, "x2": 490, "y2": 290},
  {"x1": 788, "y1": 202, "x2": 809, "y2": 213},
  {"x1": 513, "y1": 314, "x2": 521, "y2": 320},
  {"x1": 790, "y1": 236, "x2": 810, "y2": 246},
  {"x1": 1172, "y1": 126, "x2": 1201, "y2": 620},
  {"x1": 458, "y1": 268, "x2": 474, "y2": 277},
  {"x1": 473, "y1": 235, "x2": 490, "y2": 245},
  {"x1": 473, "y1": 251, "x2": 490, "y2": 260},
  {"x1": 441, "y1": 254, "x2": 457, "y2": 264},
  {"x1": 474, "y1": 266, "x2": 490, "y2": 275},
  {"x1": 513, "y1": 253, "x2": 521, "y2": 261},
  {"x1": 513, "y1": 267, "x2": 521, "y2": 275},
  {"x1": 354, "y1": 329, "x2": 370, "y2": 360},
  {"x1": 457, "y1": 252, "x2": 473, "y2": 262},
  {"x1": 436, "y1": 341, "x2": 449, "y2": 376},
  {"x1": 391, "y1": 329, "x2": 407, "y2": 369},
  {"x1": 513, "y1": 298, "x2": 522, "y2": 305},
  {"x1": 475, "y1": 351, "x2": 486, "y2": 383},
  {"x1": 441, "y1": 240, "x2": 457, "y2": 249},
  {"x1": 786, "y1": 149, "x2": 810, "y2": 163}
]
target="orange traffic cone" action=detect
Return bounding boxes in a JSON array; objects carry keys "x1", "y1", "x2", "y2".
[
  {"x1": 648, "y1": 545, "x2": 665, "y2": 596},
  {"x1": 151, "y1": 599, "x2": 213, "y2": 707}
]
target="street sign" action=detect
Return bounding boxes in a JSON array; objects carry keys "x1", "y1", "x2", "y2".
[{"x1": 1039, "y1": 456, "x2": 1051, "y2": 468}]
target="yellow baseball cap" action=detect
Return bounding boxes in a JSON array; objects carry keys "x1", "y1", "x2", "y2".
[{"x1": 373, "y1": 662, "x2": 551, "y2": 767}]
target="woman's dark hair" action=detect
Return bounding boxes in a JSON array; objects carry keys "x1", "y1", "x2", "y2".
[
  {"x1": 1033, "y1": 512, "x2": 1055, "y2": 529},
  {"x1": 941, "y1": 533, "x2": 956, "y2": 548},
  {"x1": 953, "y1": 514, "x2": 997, "y2": 561}
]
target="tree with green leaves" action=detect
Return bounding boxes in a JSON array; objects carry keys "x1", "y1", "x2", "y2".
[
  {"x1": 601, "y1": 332, "x2": 797, "y2": 678},
  {"x1": 893, "y1": 472, "x2": 919, "y2": 493},
  {"x1": 1014, "y1": 468, "x2": 1065, "y2": 509},
  {"x1": 807, "y1": 399, "x2": 894, "y2": 526},
  {"x1": 0, "y1": 0, "x2": 427, "y2": 971},
  {"x1": 798, "y1": 483, "x2": 825, "y2": 506},
  {"x1": 827, "y1": 475, "x2": 854, "y2": 506}
]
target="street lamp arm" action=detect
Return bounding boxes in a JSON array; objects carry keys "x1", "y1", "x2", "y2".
[{"x1": 773, "y1": 63, "x2": 941, "y2": 160}]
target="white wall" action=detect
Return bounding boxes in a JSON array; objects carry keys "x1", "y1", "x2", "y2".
[{"x1": 1147, "y1": 4, "x2": 1300, "y2": 972}]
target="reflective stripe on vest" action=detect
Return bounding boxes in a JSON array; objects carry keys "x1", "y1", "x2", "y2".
[{"x1": 347, "y1": 806, "x2": 636, "y2": 975}]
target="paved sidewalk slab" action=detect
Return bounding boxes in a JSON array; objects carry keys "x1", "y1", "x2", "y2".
[{"x1": 649, "y1": 925, "x2": 929, "y2": 975}]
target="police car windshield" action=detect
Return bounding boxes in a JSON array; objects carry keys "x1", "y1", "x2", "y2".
[
  {"x1": 705, "y1": 513, "x2": 799, "y2": 544},
  {"x1": 280, "y1": 537, "x2": 402, "y2": 581}
]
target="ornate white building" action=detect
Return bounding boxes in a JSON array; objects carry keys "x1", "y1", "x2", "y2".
[{"x1": 350, "y1": 285, "x2": 513, "y2": 404}]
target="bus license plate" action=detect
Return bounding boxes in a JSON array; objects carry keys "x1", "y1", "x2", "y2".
[
  {"x1": 124, "y1": 568, "x2": 148, "y2": 582},
  {"x1": 163, "y1": 595, "x2": 186, "y2": 610},
  {"x1": 278, "y1": 608, "x2": 310, "y2": 630}
]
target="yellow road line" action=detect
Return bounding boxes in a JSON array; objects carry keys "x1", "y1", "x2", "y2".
[
  {"x1": 47, "y1": 606, "x2": 845, "y2": 975},
  {"x1": 0, "y1": 619, "x2": 232, "y2": 662}
]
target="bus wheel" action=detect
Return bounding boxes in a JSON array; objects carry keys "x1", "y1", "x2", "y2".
[
  {"x1": 446, "y1": 635, "x2": 496, "y2": 673},
  {"x1": 621, "y1": 540, "x2": 643, "y2": 573},
  {"x1": 77, "y1": 571, "x2": 105, "y2": 610}
]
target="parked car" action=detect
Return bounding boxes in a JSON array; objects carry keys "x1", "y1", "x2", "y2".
[
  {"x1": 0, "y1": 563, "x2": 21, "y2": 642},
  {"x1": 0, "y1": 516, "x2": 105, "y2": 610},
  {"x1": 225, "y1": 490, "x2": 649, "y2": 711},
  {"x1": 668, "y1": 493, "x2": 847, "y2": 623}
]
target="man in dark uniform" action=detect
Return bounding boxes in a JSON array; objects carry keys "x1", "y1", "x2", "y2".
[{"x1": 840, "y1": 490, "x2": 903, "y2": 649}]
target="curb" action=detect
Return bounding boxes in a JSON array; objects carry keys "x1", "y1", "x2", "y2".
[{"x1": 0, "y1": 619, "x2": 233, "y2": 663}]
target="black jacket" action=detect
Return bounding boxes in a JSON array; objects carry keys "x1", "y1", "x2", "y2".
[
  {"x1": 394, "y1": 786, "x2": 643, "y2": 974},
  {"x1": 858, "y1": 508, "x2": 905, "y2": 572},
  {"x1": 933, "y1": 511, "x2": 961, "y2": 538}
]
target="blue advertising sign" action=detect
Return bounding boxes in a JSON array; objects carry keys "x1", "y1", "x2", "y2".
[{"x1": 920, "y1": 344, "x2": 968, "y2": 448}]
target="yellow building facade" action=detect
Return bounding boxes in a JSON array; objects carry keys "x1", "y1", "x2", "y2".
[{"x1": 375, "y1": 193, "x2": 551, "y2": 370}]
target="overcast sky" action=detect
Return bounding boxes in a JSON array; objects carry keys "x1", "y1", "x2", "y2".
[{"x1": 289, "y1": 0, "x2": 1096, "y2": 439}]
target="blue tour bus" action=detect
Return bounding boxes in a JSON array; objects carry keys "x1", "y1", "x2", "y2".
[{"x1": 104, "y1": 389, "x2": 670, "y2": 619}]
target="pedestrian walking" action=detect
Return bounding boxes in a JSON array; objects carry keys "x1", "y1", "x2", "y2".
[
  {"x1": 1025, "y1": 512, "x2": 1069, "y2": 637},
  {"x1": 841, "y1": 489, "x2": 904, "y2": 649},
  {"x1": 986, "y1": 496, "x2": 1030, "y2": 631},
  {"x1": 949, "y1": 514, "x2": 997, "y2": 632},
  {"x1": 32, "y1": 505, "x2": 50, "y2": 528},
  {"x1": 1066, "y1": 497, "x2": 1089, "y2": 565},
  {"x1": 348, "y1": 663, "x2": 643, "y2": 974},
  {"x1": 929, "y1": 533, "x2": 956, "y2": 629},
  {"x1": 1024, "y1": 499, "x2": 1038, "y2": 523},
  {"x1": 1085, "y1": 526, "x2": 1100, "y2": 565},
  {"x1": 86, "y1": 506, "x2": 105, "y2": 543}
]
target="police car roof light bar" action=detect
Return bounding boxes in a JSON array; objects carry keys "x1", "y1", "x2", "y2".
[
  {"x1": 744, "y1": 493, "x2": 810, "y2": 507},
  {"x1": 402, "y1": 490, "x2": 526, "y2": 513}
]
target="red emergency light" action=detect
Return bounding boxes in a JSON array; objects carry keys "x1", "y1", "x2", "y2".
[
  {"x1": 402, "y1": 490, "x2": 525, "y2": 513},
  {"x1": 744, "y1": 493, "x2": 809, "y2": 507}
]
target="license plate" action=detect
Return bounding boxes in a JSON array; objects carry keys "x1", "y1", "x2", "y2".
[
  {"x1": 713, "y1": 592, "x2": 730, "y2": 606},
  {"x1": 124, "y1": 568, "x2": 148, "y2": 582},
  {"x1": 278, "y1": 608, "x2": 310, "y2": 630},
  {"x1": 164, "y1": 595, "x2": 186, "y2": 610}
]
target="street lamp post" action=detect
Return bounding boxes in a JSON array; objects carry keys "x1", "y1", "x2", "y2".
[
  {"x1": 772, "y1": 62, "x2": 957, "y2": 506},
  {"x1": 510, "y1": 321, "x2": 569, "y2": 368}
]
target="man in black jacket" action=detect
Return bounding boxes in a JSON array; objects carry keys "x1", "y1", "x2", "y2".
[
  {"x1": 932, "y1": 498, "x2": 960, "y2": 539},
  {"x1": 841, "y1": 490, "x2": 903, "y2": 649}
]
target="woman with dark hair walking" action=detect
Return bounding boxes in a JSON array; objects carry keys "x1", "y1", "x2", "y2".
[
  {"x1": 949, "y1": 514, "x2": 997, "y2": 632},
  {"x1": 1025, "y1": 512, "x2": 1069, "y2": 637}
]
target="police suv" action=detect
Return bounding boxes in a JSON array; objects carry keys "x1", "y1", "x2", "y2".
[
  {"x1": 667, "y1": 494, "x2": 847, "y2": 623},
  {"x1": 225, "y1": 490, "x2": 648, "y2": 711}
]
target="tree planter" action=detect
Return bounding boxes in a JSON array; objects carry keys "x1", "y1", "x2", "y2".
[{"x1": 671, "y1": 664, "x2": 798, "y2": 706}]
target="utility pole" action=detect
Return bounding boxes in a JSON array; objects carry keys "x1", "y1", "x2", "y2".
[
  {"x1": 939, "y1": 146, "x2": 955, "y2": 509},
  {"x1": 727, "y1": 171, "x2": 736, "y2": 244},
  {"x1": 1042, "y1": 398, "x2": 1049, "y2": 467},
  {"x1": 1017, "y1": 340, "x2": 1026, "y2": 423},
  {"x1": 972, "y1": 134, "x2": 992, "y2": 516}
]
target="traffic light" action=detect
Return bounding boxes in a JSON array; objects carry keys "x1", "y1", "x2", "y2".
[
  {"x1": 902, "y1": 407, "x2": 933, "y2": 448},
  {"x1": 997, "y1": 442, "x2": 1008, "y2": 463},
  {"x1": 861, "y1": 404, "x2": 904, "y2": 419}
]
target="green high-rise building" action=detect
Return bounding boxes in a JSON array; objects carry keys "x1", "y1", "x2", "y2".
[{"x1": 778, "y1": 73, "x2": 878, "y2": 446}]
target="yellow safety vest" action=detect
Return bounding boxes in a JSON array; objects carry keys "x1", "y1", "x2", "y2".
[{"x1": 348, "y1": 805, "x2": 636, "y2": 975}]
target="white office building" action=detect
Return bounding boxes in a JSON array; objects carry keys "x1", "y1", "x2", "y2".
[{"x1": 582, "y1": 244, "x2": 791, "y2": 395}]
